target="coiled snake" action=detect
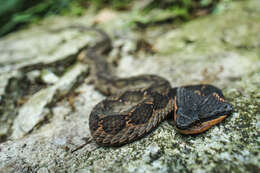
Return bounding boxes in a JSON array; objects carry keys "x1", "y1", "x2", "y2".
[{"x1": 74, "y1": 26, "x2": 233, "y2": 147}]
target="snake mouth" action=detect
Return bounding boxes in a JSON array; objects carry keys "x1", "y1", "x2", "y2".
[{"x1": 174, "y1": 113, "x2": 227, "y2": 134}]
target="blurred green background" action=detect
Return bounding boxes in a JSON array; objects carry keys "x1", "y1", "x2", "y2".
[{"x1": 0, "y1": 0, "x2": 237, "y2": 37}]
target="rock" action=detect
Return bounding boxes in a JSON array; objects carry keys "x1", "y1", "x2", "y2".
[
  {"x1": 11, "y1": 63, "x2": 88, "y2": 139},
  {"x1": 0, "y1": 0, "x2": 259, "y2": 172}
]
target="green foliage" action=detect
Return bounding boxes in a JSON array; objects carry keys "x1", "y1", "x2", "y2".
[
  {"x1": 143, "y1": 0, "x2": 219, "y2": 15},
  {"x1": 128, "y1": 0, "x2": 220, "y2": 28},
  {"x1": 88, "y1": 0, "x2": 131, "y2": 10},
  {"x1": 0, "y1": 0, "x2": 236, "y2": 37},
  {"x1": 0, "y1": 0, "x2": 77, "y2": 37}
]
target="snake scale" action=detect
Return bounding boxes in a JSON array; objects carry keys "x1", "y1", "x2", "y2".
[{"x1": 74, "y1": 26, "x2": 234, "y2": 147}]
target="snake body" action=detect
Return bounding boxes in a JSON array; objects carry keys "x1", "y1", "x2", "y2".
[{"x1": 75, "y1": 26, "x2": 234, "y2": 146}]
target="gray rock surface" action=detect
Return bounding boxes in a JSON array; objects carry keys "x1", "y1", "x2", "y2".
[{"x1": 0, "y1": 0, "x2": 259, "y2": 172}]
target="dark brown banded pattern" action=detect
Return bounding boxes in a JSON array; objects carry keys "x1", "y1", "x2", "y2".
[{"x1": 89, "y1": 88, "x2": 174, "y2": 146}]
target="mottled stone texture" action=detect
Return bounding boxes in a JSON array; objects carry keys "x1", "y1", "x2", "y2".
[{"x1": 0, "y1": 0, "x2": 259, "y2": 172}]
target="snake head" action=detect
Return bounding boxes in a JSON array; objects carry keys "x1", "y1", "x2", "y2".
[{"x1": 174, "y1": 87, "x2": 233, "y2": 134}]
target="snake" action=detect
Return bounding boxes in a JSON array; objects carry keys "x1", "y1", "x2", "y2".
[{"x1": 73, "y1": 25, "x2": 234, "y2": 147}]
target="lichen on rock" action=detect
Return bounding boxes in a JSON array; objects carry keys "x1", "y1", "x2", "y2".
[{"x1": 0, "y1": 0, "x2": 259, "y2": 173}]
